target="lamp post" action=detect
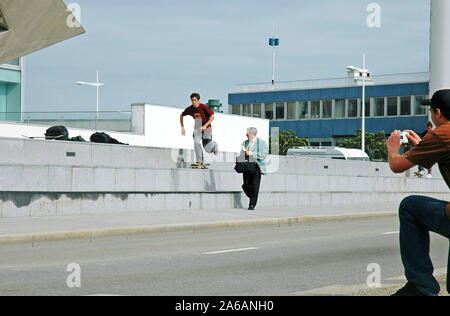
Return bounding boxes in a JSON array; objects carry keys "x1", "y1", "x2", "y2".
[
  {"x1": 346, "y1": 54, "x2": 373, "y2": 153},
  {"x1": 76, "y1": 70, "x2": 104, "y2": 120},
  {"x1": 269, "y1": 30, "x2": 280, "y2": 90}
]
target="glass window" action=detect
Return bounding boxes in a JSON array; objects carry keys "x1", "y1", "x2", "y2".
[
  {"x1": 4, "y1": 59, "x2": 20, "y2": 66},
  {"x1": 323, "y1": 100, "x2": 332, "y2": 119},
  {"x1": 387, "y1": 97, "x2": 398, "y2": 116},
  {"x1": 299, "y1": 101, "x2": 308, "y2": 119},
  {"x1": 311, "y1": 101, "x2": 320, "y2": 119},
  {"x1": 414, "y1": 95, "x2": 427, "y2": 115},
  {"x1": 375, "y1": 98, "x2": 384, "y2": 117},
  {"x1": 265, "y1": 103, "x2": 274, "y2": 120},
  {"x1": 400, "y1": 96, "x2": 411, "y2": 116},
  {"x1": 231, "y1": 104, "x2": 241, "y2": 115},
  {"x1": 348, "y1": 99, "x2": 358, "y2": 118},
  {"x1": 253, "y1": 104, "x2": 261, "y2": 118},
  {"x1": 276, "y1": 103, "x2": 285, "y2": 120},
  {"x1": 287, "y1": 102, "x2": 296, "y2": 120},
  {"x1": 363, "y1": 98, "x2": 371, "y2": 117},
  {"x1": 243, "y1": 104, "x2": 252, "y2": 117},
  {"x1": 335, "y1": 99, "x2": 345, "y2": 118}
]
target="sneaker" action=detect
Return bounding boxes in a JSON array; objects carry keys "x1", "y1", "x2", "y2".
[
  {"x1": 426, "y1": 174, "x2": 433, "y2": 179},
  {"x1": 248, "y1": 205, "x2": 255, "y2": 211},
  {"x1": 391, "y1": 283, "x2": 429, "y2": 296}
]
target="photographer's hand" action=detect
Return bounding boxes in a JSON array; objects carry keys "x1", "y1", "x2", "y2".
[
  {"x1": 403, "y1": 130, "x2": 421, "y2": 146},
  {"x1": 387, "y1": 130, "x2": 402, "y2": 153},
  {"x1": 387, "y1": 130, "x2": 416, "y2": 174}
]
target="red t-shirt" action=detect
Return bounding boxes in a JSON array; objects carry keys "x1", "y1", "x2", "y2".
[{"x1": 182, "y1": 104, "x2": 214, "y2": 127}]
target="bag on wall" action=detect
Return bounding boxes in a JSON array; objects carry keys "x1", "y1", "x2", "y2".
[
  {"x1": 45, "y1": 126, "x2": 69, "y2": 141},
  {"x1": 90, "y1": 132, "x2": 127, "y2": 145}
]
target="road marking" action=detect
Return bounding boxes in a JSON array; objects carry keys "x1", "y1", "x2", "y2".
[
  {"x1": 381, "y1": 231, "x2": 400, "y2": 235},
  {"x1": 203, "y1": 247, "x2": 260, "y2": 255}
]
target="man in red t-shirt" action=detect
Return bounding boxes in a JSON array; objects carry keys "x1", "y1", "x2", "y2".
[
  {"x1": 180, "y1": 93, "x2": 219, "y2": 168},
  {"x1": 387, "y1": 89, "x2": 450, "y2": 296}
]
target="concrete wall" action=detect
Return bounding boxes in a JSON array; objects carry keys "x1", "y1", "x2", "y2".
[
  {"x1": 0, "y1": 137, "x2": 448, "y2": 218},
  {"x1": 135, "y1": 103, "x2": 270, "y2": 152},
  {"x1": 0, "y1": 103, "x2": 270, "y2": 153}
]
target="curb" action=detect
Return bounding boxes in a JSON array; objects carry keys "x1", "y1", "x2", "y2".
[{"x1": 0, "y1": 211, "x2": 397, "y2": 245}]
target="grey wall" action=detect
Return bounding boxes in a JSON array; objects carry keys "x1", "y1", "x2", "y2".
[{"x1": 0, "y1": 137, "x2": 448, "y2": 218}]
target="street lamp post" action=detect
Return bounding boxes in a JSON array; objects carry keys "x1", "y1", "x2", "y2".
[
  {"x1": 269, "y1": 31, "x2": 280, "y2": 90},
  {"x1": 347, "y1": 54, "x2": 373, "y2": 153},
  {"x1": 76, "y1": 70, "x2": 104, "y2": 120}
]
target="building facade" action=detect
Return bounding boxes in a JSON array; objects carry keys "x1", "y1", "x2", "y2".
[
  {"x1": 0, "y1": 58, "x2": 23, "y2": 122},
  {"x1": 228, "y1": 72, "x2": 430, "y2": 146}
]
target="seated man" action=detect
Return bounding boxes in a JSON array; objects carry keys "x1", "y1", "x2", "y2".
[{"x1": 386, "y1": 89, "x2": 450, "y2": 296}]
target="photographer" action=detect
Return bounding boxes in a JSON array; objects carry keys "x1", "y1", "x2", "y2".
[{"x1": 386, "y1": 89, "x2": 450, "y2": 296}]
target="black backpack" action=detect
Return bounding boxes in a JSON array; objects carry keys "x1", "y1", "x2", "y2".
[
  {"x1": 45, "y1": 126, "x2": 69, "y2": 141},
  {"x1": 90, "y1": 132, "x2": 126, "y2": 145}
]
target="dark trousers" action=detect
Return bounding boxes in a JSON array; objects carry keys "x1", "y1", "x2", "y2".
[
  {"x1": 242, "y1": 167, "x2": 262, "y2": 207},
  {"x1": 398, "y1": 195, "x2": 450, "y2": 295}
]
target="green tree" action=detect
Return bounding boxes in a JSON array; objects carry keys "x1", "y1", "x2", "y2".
[
  {"x1": 270, "y1": 130, "x2": 308, "y2": 156},
  {"x1": 338, "y1": 129, "x2": 388, "y2": 161}
]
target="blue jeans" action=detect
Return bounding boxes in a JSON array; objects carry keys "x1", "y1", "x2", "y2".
[{"x1": 399, "y1": 195, "x2": 450, "y2": 295}]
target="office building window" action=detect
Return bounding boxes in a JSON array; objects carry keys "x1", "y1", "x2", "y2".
[
  {"x1": 253, "y1": 104, "x2": 262, "y2": 118},
  {"x1": 348, "y1": 99, "x2": 358, "y2": 118},
  {"x1": 276, "y1": 103, "x2": 285, "y2": 120},
  {"x1": 4, "y1": 59, "x2": 20, "y2": 66},
  {"x1": 387, "y1": 97, "x2": 398, "y2": 116},
  {"x1": 323, "y1": 100, "x2": 332, "y2": 118},
  {"x1": 311, "y1": 101, "x2": 320, "y2": 119},
  {"x1": 363, "y1": 98, "x2": 371, "y2": 117},
  {"x1": 265, "y1": 103, "x2": 274, "y2": 120},
  {"x1": 400, "y1": 96, "x2": 411, "y2": 116},
  {"x1": 231, "y1": 104, "x2": 241, "y2": 115},
  {"x1": 243, "y1": 104, "x2": 252, "y2": 117},
  {"x1": 414, "y1": 95, "x2": 427, "y2": 115},
  {"x1": 375, "y1": 98, "x2": 384, "y2": 116},
  {"x1": 335, "y1": 99, "x2": 345, "y2": 118},
  {"x1": 299, "y1": 101, "x2": 308, "y2": 119},
  {"x1": 287, "y1": 102, "x2": 296, "y2": 120}
]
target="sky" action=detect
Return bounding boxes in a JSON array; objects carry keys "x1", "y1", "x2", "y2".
[{"x1": 24, "y1": 0, "x2": 431, "y2": 114}]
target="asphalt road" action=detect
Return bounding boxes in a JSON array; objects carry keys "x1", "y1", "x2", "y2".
[{"x1": 0, "y1": 216, "x2": 448, "y2": 296}]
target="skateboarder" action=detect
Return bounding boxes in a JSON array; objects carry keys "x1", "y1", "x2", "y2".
[{"x1": 180, "y1": 93, "x2": 219, "y2": 169}]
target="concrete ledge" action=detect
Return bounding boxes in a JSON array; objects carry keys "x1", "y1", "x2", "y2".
[{"x1": 0, "y1": 211, "x2": 397, "y2": 245}]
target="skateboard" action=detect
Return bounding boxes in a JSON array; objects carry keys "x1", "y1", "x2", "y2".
[
  {"x1": 414, "y1": 172, "x2": 425, "y2": 178},
  {"x1": 22, "y1": 134, "x2": 66, "y2": 140},
  {"x1": 191, "y1": 163, "x2": 210, "y2": 170}
]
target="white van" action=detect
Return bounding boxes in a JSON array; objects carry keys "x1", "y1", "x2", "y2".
[{"x1": 286, "y1": 147, "x2": 370, "y2": 161}]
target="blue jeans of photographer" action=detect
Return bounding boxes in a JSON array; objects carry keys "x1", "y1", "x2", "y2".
[{"x1": 399, "y1": 195, "x2": 450, "y2": 295}]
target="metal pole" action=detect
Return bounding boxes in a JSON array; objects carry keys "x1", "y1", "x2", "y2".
[
  {"x1": 96, "y1": 70, "x2": 99, "y2": 120},
  {"x1": 362, "y1": 54, "x2": 366, "y2": 153},
  {"x1": 20, "y1": 57, "x2": 25, "y2": 123},
  {"x1": 272, "y1": 36, "x2": 275, "y2": 90}
]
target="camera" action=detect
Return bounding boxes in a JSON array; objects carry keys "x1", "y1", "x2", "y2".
[{"x1": 400, "y1": 132, "x2": 410, "y2": 144}]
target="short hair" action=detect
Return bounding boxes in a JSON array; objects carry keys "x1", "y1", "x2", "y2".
[
  {"x1": 190, "y1": 93, "x2": 201, "y2": 100},
  {"x1": 247, "y1": 127, "x2": 258, "y2": 136},
  {"x1": 427, "y1": 121, "x2": 433, "y2": 127}
]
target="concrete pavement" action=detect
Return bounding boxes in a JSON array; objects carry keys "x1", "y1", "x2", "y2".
[
  {"x1": 0, "y1": 216, "x2": 447, "y2": 296},
  {"x1": 0, "y1": 202, "x2": 399, "y2": 244}
]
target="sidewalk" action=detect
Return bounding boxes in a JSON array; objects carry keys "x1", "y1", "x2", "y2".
[{"x1": 0, "y1": 203, "x2": 398, "y2": 244}]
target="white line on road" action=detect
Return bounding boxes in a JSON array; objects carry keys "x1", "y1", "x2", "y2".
[
  {"x1": 203, "y1": 247, "x2": 260, "y2": 255},
  {"x1": 381, "y1": 231, "x2": 400, "y2": 235}
]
